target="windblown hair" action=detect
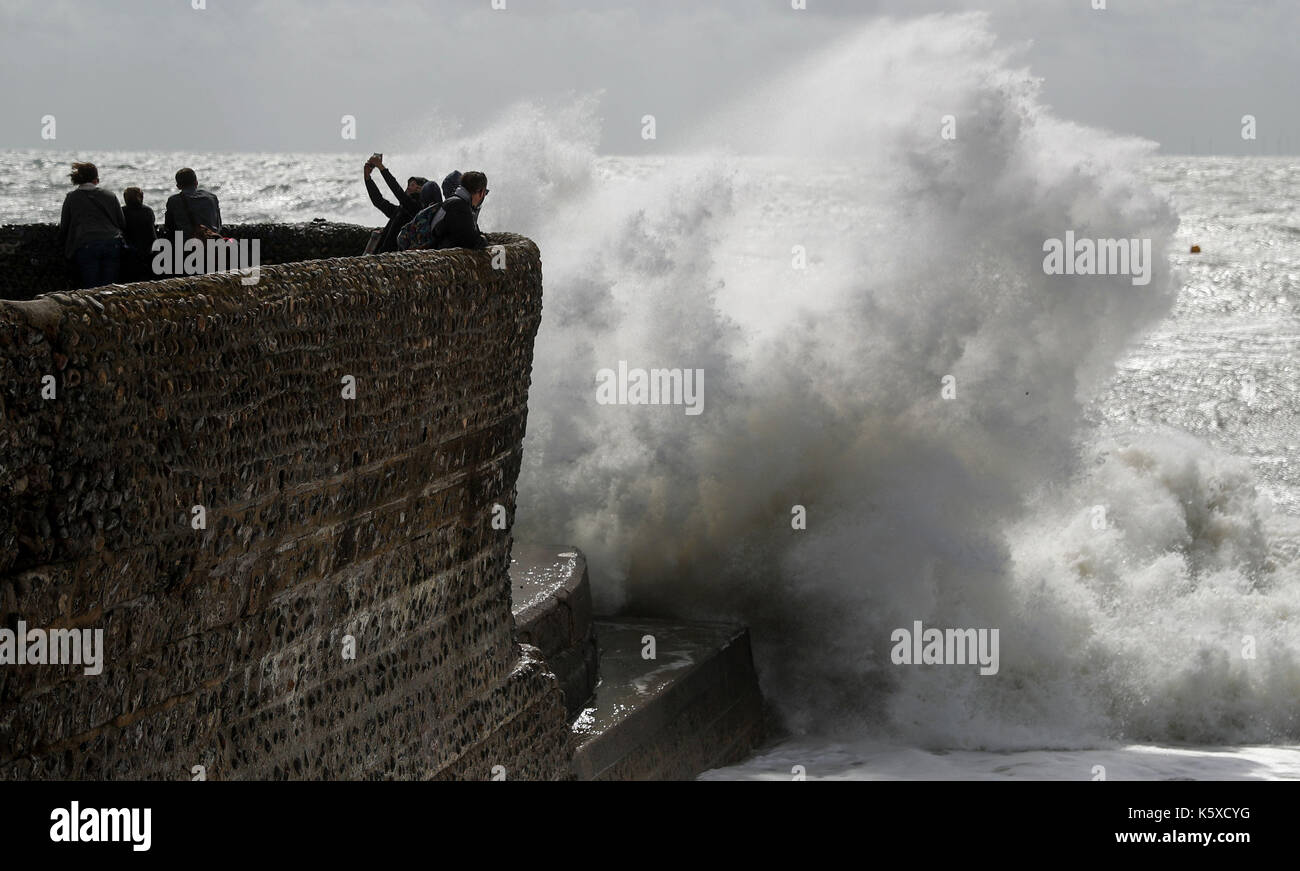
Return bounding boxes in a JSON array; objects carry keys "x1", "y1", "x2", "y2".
[
  {"x1": 460, "y1": 171, "x2": 487, "y2": 194},
  {"x1": 69, "y1": 162, "x2": 97, "y2": 185}
]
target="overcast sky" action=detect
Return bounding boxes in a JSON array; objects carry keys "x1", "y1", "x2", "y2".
[{"x1": 1, "y1": 0, "x2": 1295, "y2": 155}]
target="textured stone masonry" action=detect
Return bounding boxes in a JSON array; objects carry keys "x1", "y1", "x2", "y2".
[{"x1": 0, "y1": 228, "x2": 573, "y2": 779}]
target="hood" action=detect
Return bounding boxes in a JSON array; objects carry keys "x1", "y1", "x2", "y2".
[
  {"x1": 442, "y1": 171, "x2": 463, "y2": 199},
  {"x1": 419, "y1": 180, "x2": 442, "y2": 208}
]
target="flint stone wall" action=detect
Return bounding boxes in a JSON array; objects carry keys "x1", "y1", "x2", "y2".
[
  {"x1": 0, "y1": 221, "x2": 373, "y2": 301},
  {"x1": 0, "y1": 231, "x2": 573, "y2": 779}
]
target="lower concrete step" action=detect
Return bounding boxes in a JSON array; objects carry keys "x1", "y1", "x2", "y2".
[
  {"x1": 509, "y1": 544, "x2": 600, "y2": 719},
  {"x1": 571, "y1": 619, "x2": 765, "y2": 781}
]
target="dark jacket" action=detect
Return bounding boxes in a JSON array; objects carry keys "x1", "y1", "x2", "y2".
[
  {"x1": 163, "y1": 187, "x2": 222, "y2": 239},
  {"x1": 122, "y1": 203, "x2": 157, "y2": 280},
  {"x1": 367, "y1": 167, "x2": 432, "y2": 254},
  {"x1": 432, "y1": 187, "x2": 486, "y2": 251},
  {"x1": 57, "y1": 185, "x2": 125, "y2": 260},
  {"x1": 123, "y1": 204, "x2": 157, "y2": 254}
]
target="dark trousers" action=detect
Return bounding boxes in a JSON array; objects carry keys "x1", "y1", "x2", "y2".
[{"x1": 72, "y1": 238, "x2": 121, "y2": 289}]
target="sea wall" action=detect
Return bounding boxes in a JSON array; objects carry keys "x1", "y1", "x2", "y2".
[
  {"x1": 0, "y1": 231, "x2": 572, "y2": 779},
  {"x1": 0, "y1": 221, "x2": 372, "y2": 301}
]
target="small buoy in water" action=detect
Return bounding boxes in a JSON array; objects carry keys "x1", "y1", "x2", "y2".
[{"x1": 1190, "y1": 245, "x2": 1202, "y2": 254}]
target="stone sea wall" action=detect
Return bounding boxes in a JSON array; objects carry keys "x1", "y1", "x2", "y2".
[
  {"x1": 0, "y1": 221, "x2": 372, "y2": 301},
  {"x1": 0, "y1": 230, "x2": 572, "y2": 779}
]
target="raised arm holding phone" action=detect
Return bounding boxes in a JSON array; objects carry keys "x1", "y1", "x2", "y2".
[{"x1": 364, "y1": 152, "x2": 434, "y2": 254}]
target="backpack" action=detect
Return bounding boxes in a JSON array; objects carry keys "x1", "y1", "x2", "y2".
[{"x1": 396, "y1": 200, "x2": 448, "y2": 250}]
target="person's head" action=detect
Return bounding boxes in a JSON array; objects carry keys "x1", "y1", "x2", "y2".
[
  {"x1": 441, "y1": 170, "x2": 462, "y2": 199},
  {"x1": 123, "y1": 187, "x2": 144, "y2": 207},
  {"x1": 69, "y1": 162, "x2": 98, "y2": 185},
  {"x1": 419, "y1": 180, "x2": 442, "y2": 208},
  {"x1": 175, "y1": 168, "x2": 198, "y2": 190},
  {"x1": 460, "y1": 171, "x2": 488, "y2": 207},
  {"x1": 406, "y1": 176, "x2": 427, "y2": 196}
]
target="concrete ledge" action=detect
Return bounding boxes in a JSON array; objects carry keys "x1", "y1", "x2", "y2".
[
  {"x1": 572, "y1": 619, "x2": 764, "y2": 781},
  {"x1": 509, "y1": 545, "x2": 599, "y2": 719}
]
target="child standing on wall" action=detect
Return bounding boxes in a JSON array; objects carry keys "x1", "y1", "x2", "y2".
[{"x1": 121, "y1": 187, "x2": 158, "y2": 282}]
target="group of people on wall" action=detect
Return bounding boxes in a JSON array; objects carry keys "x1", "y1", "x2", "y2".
[
  {"x1": 55, "y1": 154, "x2": 491, "y2": 290},
  {"x1": 361, "y1": 154, "x2": 489, "y2": 254},
  {"x1": 57, "y1": 163, "x2": 221, "y2": 288}
]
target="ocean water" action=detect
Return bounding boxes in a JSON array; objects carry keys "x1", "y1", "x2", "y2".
[{"x1": 6, "y1": 14, "x2": 1297, "y2": 780}]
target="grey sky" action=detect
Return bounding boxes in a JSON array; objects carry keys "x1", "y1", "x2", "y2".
[{"x1": 1, "y1": 0, "x2": 1295, "y2": 155}]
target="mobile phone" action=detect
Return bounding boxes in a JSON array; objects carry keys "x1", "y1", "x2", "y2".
[{"x1": 371, "y1": 153, "x2": 383, "y2": 162}]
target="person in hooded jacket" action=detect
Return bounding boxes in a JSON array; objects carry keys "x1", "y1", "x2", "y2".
[
  {"x1": 398, "y1": 171, "x2": 488, "y2": 251},
  {"x1": 364, "y1": 155, "x2": 434, "y2": 253},
  {"x1": 439, "y1": 170, "x2": 462, "y2": 199},
  {"x1": 435, "y1": 171, "x2": 488, "y2": 250}
]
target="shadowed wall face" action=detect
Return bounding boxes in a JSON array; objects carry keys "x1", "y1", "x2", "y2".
[{"x1": 0, "y1": 234, "x2": 572, "y2": 779}]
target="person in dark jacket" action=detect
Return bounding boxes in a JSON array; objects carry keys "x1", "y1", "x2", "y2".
[
  {"x1": 432, "y1": 171, "x2": 488, "y2": 251},
  {"x1": 163, "y1": 167, "x2": 222, "y2": 240},
  {"x1": 120, "y1": 187, "x2": 157, "y2": 281},
  {"x1": 57, "y1": 162, "x2": 126, "y2": 288},
  {"x1": 365, "y1": 155, "x2": 432, "y2": 253}
]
